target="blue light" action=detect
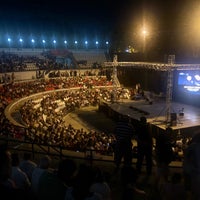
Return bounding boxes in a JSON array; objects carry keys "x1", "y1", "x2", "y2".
[{"x1": 0, "y1": 34, "x2": 111, "y2": 49}]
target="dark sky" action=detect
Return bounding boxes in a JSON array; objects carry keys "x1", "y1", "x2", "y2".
[
  {"x1": 0, "y1": 0, "x2": 124, "y2": 36},
  {"x1": 0, "y1": 0, "x2": 199, "y2": 51},
  {"x1": 0, "y1": 0, "x2": 180, "y2": 34}
]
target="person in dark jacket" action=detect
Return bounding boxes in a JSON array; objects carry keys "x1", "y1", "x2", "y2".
[
  {"x1": 155, "y1": 127, "x2": 174, "y2": 183},
  {"x1": 136, "y1": 116, "x2": 153, "y2": 175}
]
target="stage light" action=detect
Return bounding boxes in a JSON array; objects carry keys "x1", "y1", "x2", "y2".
[
  {"x1": 42, "y1": 39, "x2": 46, "y2": 50},
  {"x1": 141, "y1": 28, "x2": 148, "y2": 54},
  {"x1": 74, "y1": 40, "x2": 78, "y2": 49},
  {"x1": 85, "y1": 40, "x2": 88, "y2": 48},
  {"x1": 95, "y1": 41, "x2": 99, "y2": 49},
  {"x1": 19, "y1": 38, "x2": 23, "y2": 49},
  {"x1": 142, "y1": 29, "x2": 148, "y2": 37}
]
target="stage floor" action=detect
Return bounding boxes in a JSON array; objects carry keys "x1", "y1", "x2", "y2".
[{"x1": 108, "y1": 99, "x2": 200, "y2": 134}]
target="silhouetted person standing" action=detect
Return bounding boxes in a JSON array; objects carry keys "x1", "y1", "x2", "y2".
[
  {"x1": 136, "y1": 116, "x2": 153, "y2": 175},
  {"x1": 155, "y1": 128, "x2": 174, "y2": 183},
  {"x1": 114, "y1": 115, "x2": 135, "y2": 170}
]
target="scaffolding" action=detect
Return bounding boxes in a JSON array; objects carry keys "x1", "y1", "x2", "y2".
[
  {"x1": 165, "y1": 55, "x2": 176, "y2": 127},
  {"x1": 111, "y1": 55, "x2": 120, "y2": 103},
  {"x1": 152, "y1": 55, "x2": 176, "y2": 127},
  {"x1": 165, "y1": 67, "x2": 173, "y2": 125}
]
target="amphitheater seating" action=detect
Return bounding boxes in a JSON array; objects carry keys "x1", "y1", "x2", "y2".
[
  {"x1": 72, "y1": 49, "x2": 107, "y2": 66},
  {"x1": 25, "y1": 63, "x2": 39, "y2": 71}
]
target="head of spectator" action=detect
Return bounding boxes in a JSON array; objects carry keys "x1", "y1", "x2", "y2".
[
  {"x1": 19, "y1": 152, "x2": 37, "y2": 181},
  {"x1": 39, "y1": 155, "x2": 52, "y2": 169},
  {"x1": 56, "y1": 158, "x2": 77, "y2": 186},
  {"x1": 140, "y1": 116, "x2": 147, "y2": 124}
]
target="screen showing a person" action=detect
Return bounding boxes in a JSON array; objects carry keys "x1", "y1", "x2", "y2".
[{"x1": 178, "y1": 71, "x2": 200, "y2": 93}]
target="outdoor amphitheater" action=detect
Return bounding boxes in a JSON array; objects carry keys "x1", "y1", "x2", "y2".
[{"x1": 1, "y1": 47, "x2": 200, "y2": 199}]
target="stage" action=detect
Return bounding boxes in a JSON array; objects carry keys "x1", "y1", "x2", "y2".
[{"x1": 106, "y1": 98, "x2": 200, "y2": 136}]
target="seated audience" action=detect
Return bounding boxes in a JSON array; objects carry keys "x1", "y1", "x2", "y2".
[
  {"x1": 19, "y1": 152, "x2": 37, "y2": 182},
  {"x1": 11, "y1": 153, "x2": 31, "y2": 190},
  {"x1": 160, "y1": 172, "x2": 187, "y2": 200},
  {"x1": 38, "y1": 158, "x2": 77, "y2": 200},
  {"x1": 120, "y1": 165, "x2": 146, "y2": 200},
  {"x1": 0, "y1": 145, "x2": 33, "y2": 199},
  {"x1": 31, "y1": 155, "x2": 53, "y2": 198}
]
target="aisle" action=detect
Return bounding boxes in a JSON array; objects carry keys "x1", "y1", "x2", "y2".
[{"x1": 63, "y1": 105, "x2": 116, "y2": 134}]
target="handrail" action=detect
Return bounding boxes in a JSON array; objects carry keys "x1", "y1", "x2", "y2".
[{"x1": 0, "y1": 136, "x2": 182, "y2": 168}]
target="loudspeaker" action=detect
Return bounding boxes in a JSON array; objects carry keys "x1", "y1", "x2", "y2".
[
  {"x1": 171, "y1": 113, "x2": 177, "y2": 120},
  {"x1": 170, "y1": 113, "x2": 177, "y2": 126},
  {"x1": 179, "y1": 112, "x2": 184, "y2": 116}
]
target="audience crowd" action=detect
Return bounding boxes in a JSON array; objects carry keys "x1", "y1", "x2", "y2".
[
  {"x1": 0, "y1": 62, "x2": 193, "y2": 160},
  {"x1": 0, "y1": 51, "x2": 199, "y2": 199},
  {"x1": 0, "y1": 72, "x2": 132, "y2": 154}
]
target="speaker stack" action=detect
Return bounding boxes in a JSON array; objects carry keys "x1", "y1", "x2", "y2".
[{"x1": 170, "y1": 113, "x2": 177, "y2": 126}]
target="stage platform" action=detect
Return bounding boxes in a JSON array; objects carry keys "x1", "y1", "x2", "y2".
[{"x1": 107, "y1": 98, "x2": 200, "y2": 136}]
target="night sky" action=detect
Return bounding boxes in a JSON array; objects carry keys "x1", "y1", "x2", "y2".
[
  {"x1": 0, "y1": 0, "x2": 199, "y2": 54},
  {"x1": 0, "y1": 0, "x2": 187, "y2": 34},
  {"x1": 0, "y1": 0, "x2": 123, "y2": 36}
]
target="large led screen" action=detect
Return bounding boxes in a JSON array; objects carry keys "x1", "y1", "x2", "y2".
[{"x1": 178, "y1": 71, "x2": 200, "y2": 94}]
